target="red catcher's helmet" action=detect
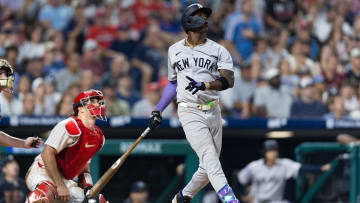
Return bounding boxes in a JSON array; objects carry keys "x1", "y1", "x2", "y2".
[{"x1": 73, "y1": 89, "x2": 106, "y2": 121}]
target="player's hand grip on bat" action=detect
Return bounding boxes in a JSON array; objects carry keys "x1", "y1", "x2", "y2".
[
  {"x1": 25, "y1": 136, "x2": 43, "y2": 148},
  {"x1": 83, "y1": 187, "x2": 109, "y2": 203},
  {"x1": 185, "y1": 76, "x2": 205, "y2": 95},
  {"x1": 148, "y1": 111, "x2": 162, "y2": 130}
]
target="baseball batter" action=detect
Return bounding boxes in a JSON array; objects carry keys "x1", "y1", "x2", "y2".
[
  {"x1": 25, "y1": 90, "x2": 109, "y2": 203},
  {"x1": 148, "y1": 3, "x2": 239, "y2": 203},
  {"x1": 238, "y1": 140, "x2": 330, "y2": 203},
  {"x1": 0, "y1": 59, "x2": 42, "y2": 149}
]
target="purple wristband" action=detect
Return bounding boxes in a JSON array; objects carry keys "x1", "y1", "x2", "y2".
[{"x1": 155, "y1": 81, "x2": 177, "y2": 112}]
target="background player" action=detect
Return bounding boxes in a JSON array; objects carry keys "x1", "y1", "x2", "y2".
[
  {"x1": 0, "y1": 59, "x2": 42, "y2": 149},
  {"x1": 147, "y1": 3, "x2": 239, "y2": 203},
  {"x1": 25, "y1": 89, "x2": 109, "y2": 203},
  {"x1": 238, "y1": 140, "x2": 330, "y2": 203}
]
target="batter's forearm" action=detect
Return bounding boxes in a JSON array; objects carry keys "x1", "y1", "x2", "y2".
[
  {"x1": 41, "y1": 146, "x2": 66, "y2": 186},
  {"x1": 205, "y1": 69, "x2": 234, "y2": 91},
  {"x1": 0, "y1": 131, "x2": 25, "y2": 148}
]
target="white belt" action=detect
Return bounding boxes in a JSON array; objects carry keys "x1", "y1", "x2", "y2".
[{"x1": 178, "y1": 100, "x2": 218, "y2": 111}]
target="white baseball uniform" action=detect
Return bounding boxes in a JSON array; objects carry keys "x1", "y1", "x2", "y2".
[
  {"x1": 238, "y1": 158, "x2": 301, "y2": 203},
  {"x1": 168, "y1": 38, "x2": 233, "y2": 197},
  {"x1": 26, "y1": 118, "x2": 85, "y2": 203}
]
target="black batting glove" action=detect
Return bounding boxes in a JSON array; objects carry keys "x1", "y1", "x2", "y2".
[
  {"x1": 148, "y1": 111, "x2": 162, "y2": 130},
  {"x1": 185, "y1": 76, "x2": 205, "y2": 95}
]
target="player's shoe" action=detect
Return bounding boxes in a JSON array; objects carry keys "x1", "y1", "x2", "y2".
[{"x1": 172, "y1": 190, "x2": 192, "y2": 203}]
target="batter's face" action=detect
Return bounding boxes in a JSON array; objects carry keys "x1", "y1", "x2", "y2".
[{"x1": 265, "y1": 150, "x2": 278, "y2": 163}]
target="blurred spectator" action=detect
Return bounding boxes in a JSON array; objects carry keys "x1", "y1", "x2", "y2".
[
  {"x1": 101, "y1": 55, "x2": 130, "y2": 88},
  {"x1": 38, "y1": 0, "x2": 73, "y2": 31},
  {"x1": 43, "y1": 31, "x2": 66, "y2": 75},
  {"x1": 17, "y1": 25, "x2": 45, "y2": 64},
  {"x1": 340, "y1": 82, "x2": 359, "y2": 113},
  {"x1": 265, "y1": 0, "x2": 297, "y2": 30},
  {"x1": 229, "y1": 0, "x2": 263, "y2": 61},
  {"x1": 0, "y1": 21, "x2": 20, "y2": 54},
  {"x1": 56, "y1": 93, "x2": 73, "y2": 116},
  {"x1": 5, "y1": 46, "x2": 19, "y2": 73},
  {"x1": 159, "y1": 2, "x2": 181, "y2": 34},
  {"x1": 279, "y1": 58, "x2": 299, "y2": 94},
  {"x1": 43, "y1": 78, "x2": 61, "y2": 115},
  {"x1": 22, "y1": 94, "x2": 35, "y2": 115},
  {"x1": 221, "y1": 62, "x2": 256, "y2": 118},
  {"x1": 16, "y1": 75, "x2": 30, "y2": 101},
  {"x1": 286, "y1": 40, "x2": 317, "y2": 76},
  {"x1": 0, "y1": 155, "x2": 27, "y2": 203},
  {"x1": 80, "y1": 70, "x2": 95, "y2": 91},
  {"x1": 0, "y1": 92, "x2": 22, "y2": 116},
  {"x1": 132, "y1": 82, "x2": 173, "y2": 118},
  {"x1": 24, "y1": 57, "x2": 44, "y2": 81},
  {"x1": 103, "y1": 82, "x2": 130, "y2": 116},
  {"x1": 254, "y1": 68, "x2": 292, "y2": 118},
  {"x1": 132, "y1": 25, "x2": 164, "y2": 92},
  {"x1": 64, "y1": 1, "x2": 88, "y2": 54},
  {"x1": 319, "y1": 46, "x2": 345, "y2": 91},
  {"x1": 267, "y1": 29, "x2": 290, "y2": 70},
  {"x1": 68, "y1": 82, "x2": 81, "y2": 99},
  {"x1": 109, "y1": 25, "x2": 137, "y2": 59},
  {"x1": 131, "y1": 0, "x2": 162, "y2": 31},
  {"x1": 324, "y1": 95, "x2": 349, "y2": 119},
  {"x1": 55, "y1": 52, "x2": 82, "y2": 92},
  {"x1": 290, "y1": 77, "x2": 327, "y2": 118},
  {"x1": 345, "y1": 48, "x2": 360, "y2": 88},
  {"x1": 208, "y1": 0, "x2": 235, "y2": 42},
  {"x1": 32, "y1": 77, "x2": 46, "y2": 115},
  {"x1": 86, "y1": 7, "x2": 117, "y2": 48},
  {"x1": 80, "y1": 39, "x2": 106, "y2": 83},
  {"x1": 123, "y1": 180, "x2": 150, "y2": 203}
]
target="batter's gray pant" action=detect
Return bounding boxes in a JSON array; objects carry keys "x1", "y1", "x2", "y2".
[{"x1": 178, "y1": 103, "x2": 228, "y2": 198}]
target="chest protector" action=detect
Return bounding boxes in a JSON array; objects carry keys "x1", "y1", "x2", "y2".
[{"x1": 56, "y1": 116, "x2": 104, "y2": 180}]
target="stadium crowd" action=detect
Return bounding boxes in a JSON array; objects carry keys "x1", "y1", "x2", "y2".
[{"x1": 0, "y1": 0, "x2": 359, "y2": 119}]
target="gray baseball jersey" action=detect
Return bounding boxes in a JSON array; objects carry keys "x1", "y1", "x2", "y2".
[
  {"x1": 168, "y1": 38, "x2": 234, "y2": 198},
  {"x1": 168, "y1": 38, "x2": 233, "y2": 104},
  {"x1": 238, "y1": 158, "x2": 301, "y2": 203}
]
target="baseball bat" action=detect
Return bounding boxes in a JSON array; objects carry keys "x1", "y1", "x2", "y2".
[{"x1": 87, "y1": 127, "x2": 151, "y2": 198}]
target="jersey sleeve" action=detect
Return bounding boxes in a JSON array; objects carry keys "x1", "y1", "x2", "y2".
[
  {"x1": 167, "y1": 48, "x2": 177, "y2": 81},
  {"x1": 217, "y1": 46, "x2": 233, "y2": 71},
  {"x1": 238, "y1": 163, "x2": 253, "y2": 185},
  {"x1": 45, "y1": 120, "x2": 77, "y2": 153},
  {"x1": 282, "y1": 158, "x2": 301, "y2": 179}
]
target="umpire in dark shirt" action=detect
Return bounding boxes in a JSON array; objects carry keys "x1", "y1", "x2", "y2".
[
  {"x1": 290, "y1": 77, "x2": 328, "y2": 118},
  {"x1": 0, "y1": 155, "x2": 28, "y2": 203}
]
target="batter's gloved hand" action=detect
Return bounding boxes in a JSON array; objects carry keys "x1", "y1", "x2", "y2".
[
  {"x1": 148, "y1": 111, "x2": 162, "y2": 130},
  {"x1": 83, "y1": 187, "x2": 109, "y2": 203},
  {"x1": 185, "y1": 76, "x2": 205, "y2": 95}
]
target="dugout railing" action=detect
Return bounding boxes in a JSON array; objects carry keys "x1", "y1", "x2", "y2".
[{"x1": 295, "y1": 142, "x2": 360, "y2": 203}]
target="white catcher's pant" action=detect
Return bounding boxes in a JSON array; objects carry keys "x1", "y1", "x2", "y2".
[
  {"x1": 178, "y1": 103, "x2": 228, "y2": 197},
  {"x1": 25, "y1": 160, "x2": 85, "y2": 202}
]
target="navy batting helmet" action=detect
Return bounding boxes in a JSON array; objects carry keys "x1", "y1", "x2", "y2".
[
  {"x1": 181, "y1": 3, "x2": 212, "y2": 32},
  {"x1": 263, "y1": 140, "x2": 279, "y2": 152}
]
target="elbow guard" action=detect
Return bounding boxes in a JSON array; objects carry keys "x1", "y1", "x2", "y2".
[{"x1": 216, "y1": 77, "x2": 230, "y2": 90}]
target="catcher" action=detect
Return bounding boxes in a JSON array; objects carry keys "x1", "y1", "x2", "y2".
[
  {"x1": 0, "y1": 59, "x2": 42, "y2": 148},
  {"x1": 25, "y1": 89, "x2": 109, "y2": 203}
]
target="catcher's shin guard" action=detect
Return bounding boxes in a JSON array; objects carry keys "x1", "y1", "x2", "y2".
[
  {"x1": 26, "y1": 181, "x2": 57, "y2": 203},
  {"x1": 172, "y1": 190, "x2": 192, "y2": 203}
]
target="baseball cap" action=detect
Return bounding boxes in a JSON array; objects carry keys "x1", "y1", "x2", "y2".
[
  {"x1": 32, "y1": 77, "x2": 45, "y2": 92},
  {"x1": 299, "y1": 77, "x2": 314, "y2": 89},
  {"x1": 263, "y1": 140, "x2": 279, "y2": 152},
  {"x1": 351, "y1": 48, "x2": 360, "y2": 58},
  {"x1": 263, "y1": 68, "x2": 280, "y2": 80},
  {"x1": 1, "y1": 155, "x2": 15, "y2": 168},
  {"x1": 83, "y1": 39, "x2": 98, "y2": 51},
  {"x1": 130, "y1": 181, "x2": 148, "y2": 193}
]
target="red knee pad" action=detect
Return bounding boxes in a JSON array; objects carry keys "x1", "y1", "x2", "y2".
[{"x1": 26, "y1": 181, "x2": 57, "y2": 203}]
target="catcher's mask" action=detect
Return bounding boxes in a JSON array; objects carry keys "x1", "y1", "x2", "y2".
[
  {"x1": 0, "y1": 59, "x2": 14, "y2": 94},
  {"x1": 73, "y1": 89, "x2": 107, "y2": 121}
]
